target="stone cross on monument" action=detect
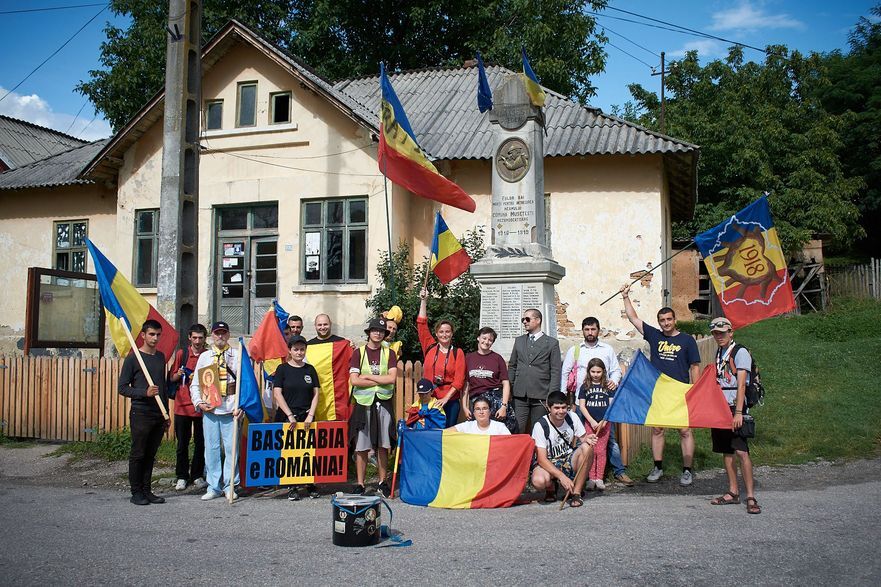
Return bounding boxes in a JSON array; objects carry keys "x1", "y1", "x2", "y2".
[{"x1": 470, "y1": 74, "x2": 566, "y2": 359}]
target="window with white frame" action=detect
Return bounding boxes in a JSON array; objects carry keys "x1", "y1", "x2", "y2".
[
  {"x1": 53, "y1": 219, "x2": 88, "y2": 273},
  {"x1": 270, "y1": 91, "x2": 291, "y2": 124},
  {"x1": 205, "y1": 100, "x2": 223, "y2": 130}
]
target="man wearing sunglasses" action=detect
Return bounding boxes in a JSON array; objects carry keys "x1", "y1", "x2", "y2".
[{"x1": 509, "y1": 308, "x2": 562, "y2": 435}]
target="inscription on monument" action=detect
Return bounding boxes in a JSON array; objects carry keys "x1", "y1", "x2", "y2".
[{"x1": 480, "y1": 283, "x2": 544, "y2": 340}]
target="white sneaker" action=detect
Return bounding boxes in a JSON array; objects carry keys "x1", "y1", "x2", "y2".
[
  {"x1": 594, "y1": 479, "x2": 606, "y2": 491},
  {"x1": 174, "y1": 478, "x2": 187, "y2": 491},
  {"x1": 680, "y1": 469, "x2": 694, "y2": 486},
  {"x1": 226, "y1": 489, "x2": 238, "y2": 501},
  {"x1": 647, "y1": 466, "x2": 664, "y2": 483},
  {"x1": 585, "y1": 479, "x2": 596, "y2": 491},
  {"x1": 193, "y1": 478, "x2": 209, "y2": 490},
  {"x1": 201, "y1": 489, "x2": 222, "y2": 501}
]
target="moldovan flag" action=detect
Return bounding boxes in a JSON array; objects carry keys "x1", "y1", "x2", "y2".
[
  {"x1": 305, "y1": 339, "x2": 353, "y2": 421},
  {"x1": 605, "y1": 352, "x2": 732, "y2": 429},
  {"x1": 249, "y1": 306, "x2": 289, "y2": 381},
  {"x1": 400, "y1": 428, "x2": 534, "y2": 509},
  {"x1": 237, "y1": 338, "x2": 265, "y2": 424},
  {"x1": 85, "y1": 239, "x2": 178, "y2": 359},
  {"x1": 695, "y1": 195, "x2": 796, "y2": 329},
  {"x1": 430, "y1": 212, "x2": 471, "y2": 284},
  {"x1": 378, "y1": 63, "x2": 476, "y2": 213},
  {"x1": 520, "y1": 47, "x2": 546, "y2": 108}
]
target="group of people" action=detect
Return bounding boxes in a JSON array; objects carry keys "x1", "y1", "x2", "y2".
[{"x1": 117, "y1": 284, "x2": 760, "y2": 514}]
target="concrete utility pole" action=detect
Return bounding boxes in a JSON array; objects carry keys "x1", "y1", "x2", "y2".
[
  {"x1": 157, "y1": 0, "x2": 201, "y2": 338},
  {"x1": 651, "y1": 51, "x2": 668, "y2": 134}
]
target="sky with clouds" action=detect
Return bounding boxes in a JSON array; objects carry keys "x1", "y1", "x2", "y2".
[{"x1": 0, "y1": 0, "x2": 876, "y2": 143}]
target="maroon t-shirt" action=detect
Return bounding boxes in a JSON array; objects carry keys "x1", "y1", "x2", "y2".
[
  {"x1": 349, "y1": 345, "x2": 397, "y2": 375},
  {"x1": 465, "y1": 350, "x2": 509, "y2": 395}
]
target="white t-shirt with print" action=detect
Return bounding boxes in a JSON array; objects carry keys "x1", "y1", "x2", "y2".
[
  {"x1": 453, "y1": 420, "x2": 511, "y2": 436},
  {"x1": 531, "y1": 412, "x2": 586, "y2": 460}
]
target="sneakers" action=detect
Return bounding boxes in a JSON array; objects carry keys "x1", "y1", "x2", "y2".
[
  {"x1": 647, "y1": 466, "x2": 664, "y2": 483},
  {"x1": 593, "y1": 479, "x2": 605, "y2": 491},
  {"x1": 174, "y1": 479, "x2": 187, "y2": 491},
  {"x1": 145, "y1": 492, "x2": 165, "y2": 504},
  {"x1": 352, "y1": 484, "x2": 366, "y2": 495},
  {"x1": 615, "y1": 473, "x2": 635, "y2": 487},
  {"x1": 193, "y1": 477, "x2": 209, "y2": 490},
  {"x1": 306, "y1": 483, "x2": 320, "y2": 499},
  {"x1": 287, "y1": 487, "x2": 301, "y2": 501},
  {"x1": 201, "y1": 489, "x2": 223, "y2": 501},
  {"x1": 376, "y1": 481, "x2": 391, "y2": 498},
  {"x1": 585, "y1": 479, "x2": 596, "y2": 491},
  {"x1": 226, "y1": 489, "x2": 238, "y2": 501},
  {"x1": 130, "y1": 493, "x2": 150, "y2": 506},
  {"x1": 680, "y1": 469, "x2": 694, "y2": 486}
]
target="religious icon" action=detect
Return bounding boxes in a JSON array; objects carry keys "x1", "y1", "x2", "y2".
[{"x1": 198, "y1": 364, "x2": 222, "y2": 408}]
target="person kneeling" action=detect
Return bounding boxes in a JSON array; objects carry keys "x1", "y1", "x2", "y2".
[
  {"x1": 531, "y1": 392, "x2": 597, "y2": 507},
  {"x1": 454, "y1": 396, "x2": 510, "y2": 435}
]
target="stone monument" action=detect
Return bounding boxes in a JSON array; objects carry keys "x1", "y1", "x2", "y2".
[{"x1": 470, "y1": 74, "x2": 566, "y2": 359}]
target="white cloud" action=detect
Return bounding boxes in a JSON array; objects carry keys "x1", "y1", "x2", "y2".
[
  {"x1": 709, "y1": 1, "x2": 805, "y2": 32},
  {"x1": 0, "y1": 87, "x2": 111, "y2": 142},
  {"x1": 668, "y1": 39, "x2": 725, "y2": 59}
]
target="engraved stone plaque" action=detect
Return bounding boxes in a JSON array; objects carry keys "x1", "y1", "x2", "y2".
[{"x1": 496, "y1": 137, "x2": 531, "y2": 183}]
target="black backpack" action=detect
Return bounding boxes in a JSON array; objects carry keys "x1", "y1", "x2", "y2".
[
  {"x1": 729, "y1": 343, "x2": 765, "y2": 408},
  {"x1": 538, "y1": 412, "x2": 577, "y2": 444}
]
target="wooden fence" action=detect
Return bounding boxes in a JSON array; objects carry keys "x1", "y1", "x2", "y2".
[{"x1": 826, "y1": 258, "x2": 881, "y2": 300}]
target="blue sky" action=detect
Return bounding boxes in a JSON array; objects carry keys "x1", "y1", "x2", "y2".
[{"x1": 0, "y1": 0, "x2": 876, "y2": 141}]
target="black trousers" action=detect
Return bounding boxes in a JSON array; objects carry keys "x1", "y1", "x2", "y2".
[
  {"x1": 174, "y1": 415, "x2": 205, "y2": 481},
  {"x1": 129, "y1": 413, "x2": 166, "y2": 495},
  {"x1": 513, "y1": 396, "x2": 549, "y2": 436}
]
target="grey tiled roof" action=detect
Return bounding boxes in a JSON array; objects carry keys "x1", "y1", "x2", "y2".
[
  {"x1": 333, "y1": 65, "x2": 697, "y2": 160},
  {"x1": 0, "y1": 114, "x2": 86, "y2": 169},
  {"x1": 0, "y1": 139, "x2": 108, "y2": 191}
]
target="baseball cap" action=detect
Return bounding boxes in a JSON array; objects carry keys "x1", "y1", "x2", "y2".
[
  {"x1": 287, "y1": 335, "x2": 307, "y2": 347},
  {"x1": 416, "y1": 378, "x2": 435, "y2": 394},
  {"x1": 211, "y1": 321, "x2": 230, "y2": 333},
  {"x1": 709, "y1": 317, "x2": 733, "y2": 332},
  {"x1": 364, "y1": 317, "x2": 390, "y2": 336}
]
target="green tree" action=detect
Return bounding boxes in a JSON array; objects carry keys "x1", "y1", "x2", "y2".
[
  {"x1": 366, "y1": 228, "x2": 485, "y2": 362},
  {"x1": 619, "y1": 45, "x2": 864, "y2": 254},
  {"x1": 814, "y1": 4, "x2": 881, "y2": 256},
  {"x1": 79, "y1": 0, "x2": 608, "y2": 131}
]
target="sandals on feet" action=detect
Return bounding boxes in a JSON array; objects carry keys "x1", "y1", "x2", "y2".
[
  {"x1": 568, "y1": 495, "x2": 583, "y2": 508},
  {"x1": 710, "y1": 491, "x2": 740, "y2": 505},
  {"x1": 543, "y1": 488, "x2": 556, "y2": 503},
  {"x1": 746, "y1": 497, "x2": 762, "y2": 514}
]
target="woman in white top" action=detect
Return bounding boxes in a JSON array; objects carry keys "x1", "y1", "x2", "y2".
[{"x1": 453, "y1": 397, "x2": 511, "y2": 435}]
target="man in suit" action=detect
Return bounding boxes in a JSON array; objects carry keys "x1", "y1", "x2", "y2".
[{"x1": 509, "y1": 308, "x2": 562, "y2": 435}]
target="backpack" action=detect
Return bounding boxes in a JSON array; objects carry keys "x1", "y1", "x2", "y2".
[
  {"x1": 729, "y1": 343, "x2": 765, "y2": 408},
  {"x1": 538, "y1": 412, "x2": 576, "y2": 445}
]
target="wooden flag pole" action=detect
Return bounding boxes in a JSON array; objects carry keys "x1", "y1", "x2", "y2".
[
  {"x1": 228, "y1": 337, "x2": 245, "y2": 504},
  {"x1": 598, "y1": 241, "x2": 697, "y2": 306},
  {"x1": 120, "y1": 322, "x2": 169, "y2": 420},
  {"x1": 390, "y1": 422, "x2": 404, "y2": 499}
]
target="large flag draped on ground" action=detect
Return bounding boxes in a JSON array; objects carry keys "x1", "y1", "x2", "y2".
[
  {"x1": 520, "y1": 47, "x2": 546, "y2": 108},
  {"x1": 249, "y1": 306, "x2": 289, "y2": 381},
  {"x1": 695, "y1": 196, "x2": 796, "y2": 329},
  {"x1": 476, "y1": 52, "x2": 493, "y2": 112},
  {"x1": 378, "y1": 63, "x2": 476, "y2": 213},
  {"x1": 430, "y1": 212, "x2": 471, "y2": 284},
  {"x1": 605, "y1": 352, "x2": 732, "y2": 429},
  {"x1": 400, "y1": 428, "x2": 534, "y2": 508},
  {"x1": 237, "y1": 338, "x2": 265, "y2": 424},
  {"x1": 305, "y1": 339, "x2": 353, "y2": 421},
  {"x1": 85, "y1": 239, "x2": 178, "y2": 358}
]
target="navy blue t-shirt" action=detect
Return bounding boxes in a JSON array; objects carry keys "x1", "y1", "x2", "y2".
[
  {"x1": 642, "y1": 323, "x2": 700, "y2": 383},
  {"x1": 578, "y1": 383, "x2": 612, "y2": 422}
]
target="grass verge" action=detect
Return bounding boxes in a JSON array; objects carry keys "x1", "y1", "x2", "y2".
[
  {"x1": 52, "y1": 428, "x2": 176, "y2": 467},
  {"x1": 625, "y1": 297, "x2": 881, "y2": 478}
]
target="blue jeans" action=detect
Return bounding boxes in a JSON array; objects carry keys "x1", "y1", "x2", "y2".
[
  {"x1": 444, "y1": 399, "x2": 460, "y2": 428},
  {"x1": 608, "y1": 424, "x2": 626, "y2": 476},
  {"x1": 202, "y1": 411, "x2": 239, "y2": 493}
]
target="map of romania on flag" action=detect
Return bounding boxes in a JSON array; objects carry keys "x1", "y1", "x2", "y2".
[
  {"x1": 85, "y1": 239, "x2": 178, "y2": 359},
  {"x1": 430, "y1": 212, "x2": 471, "y2": 284},
  {"x1": 695, "y1": 195, "x2": 796, "y2": 329},
  {"x1": 605, "y1": 352, "x2": 732, "y2": 429},
  {"x1": 306, "y1": 339, "x2": 353, "y2": 421},
  {"x1": 378, "y1": 63, "x2": 476, "y2": 213},
  {"x1": 400, "y1": 428, "x2": 534, "y2": 509}
]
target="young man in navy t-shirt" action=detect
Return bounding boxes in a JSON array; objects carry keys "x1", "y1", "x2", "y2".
[{"x1": 621, "y1": 284, "x2": 701, "y2": 486}]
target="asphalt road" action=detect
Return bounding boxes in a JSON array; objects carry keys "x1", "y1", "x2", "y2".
[{"x1": 1, "y1": 474, "x2": 879, "y2": 586}]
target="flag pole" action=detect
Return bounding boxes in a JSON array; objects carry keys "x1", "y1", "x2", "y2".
[
  {"x1": 598, "y1": 241, "x2": 697, "y2": 306},
  {"x1": 228, "y1": 336, "x2": 245, "y2": 504},
  {"x1": 121, "y1": 322, "x2": 169, "y2": 420},
  {"x1": 390, "y1": 421, "x2": 404, "y2": 499},
  {"x1": 380, "y1": 65, "x2": 396, "y2": 305}
]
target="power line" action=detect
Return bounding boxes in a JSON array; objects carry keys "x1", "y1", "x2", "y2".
[
  {"x1": 0, "y1": 2, "x2": 106, "y2": 15},
  {"x1": 590, "y1": 11, "x2": 718, "y2": 40},
  {"x1": 605, "y1": 39, "x2": 656, "y2": 70},
  {"x1": 600, "y1": 24, "x2": 661, "y2": 59},
  {"x1": 0, "y1": 5, "x2": 107, "y2": 105},
  {"x1": 64, "y1": 100, "x2": 89, "y2": 135},
  {"x1": 205, "y1": 148, "x2": 383, "y2": 178}
]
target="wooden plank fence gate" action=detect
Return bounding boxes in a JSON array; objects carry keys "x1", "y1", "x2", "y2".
[{"x1": 826, "y1": 258, "x2": 881, "y2": 301}]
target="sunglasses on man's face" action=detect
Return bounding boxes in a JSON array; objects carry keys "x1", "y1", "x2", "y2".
[{"x1": 521, "y1": 317, "x2": 532, "y2": 323}]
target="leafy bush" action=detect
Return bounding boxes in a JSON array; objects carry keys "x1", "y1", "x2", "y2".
[{"x1": 676, "y1": 320, "x2": 709, "y2": 336}]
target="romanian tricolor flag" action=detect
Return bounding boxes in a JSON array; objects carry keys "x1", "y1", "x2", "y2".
[
  {"x1": 378, "y1": 63, "x2": 476, "y2": 213},
  {"x1": 243, "y1": 422, "x2": 348, "y2": 487},
  {"x1": 305, "y1": 339, "x2": 353, "y2": 421},
  {"x1": 695, "y1": 195, "x2": 796, "y2": 329},
  {"x1": 520, "y1": 47, "x2": 546, "y2": 108},
  {"x1": 430, "y1": 212, "x2": 472, "y2": 284},
  {"x1": 85, "y1": 239, "x2": 178, "y2": 359},
  {"x1": 399, "y1": 428, "x2": 534, "y2": 509},
  {"x1": 605, "y1": 352, "x2": 732, "y2": 429}
]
